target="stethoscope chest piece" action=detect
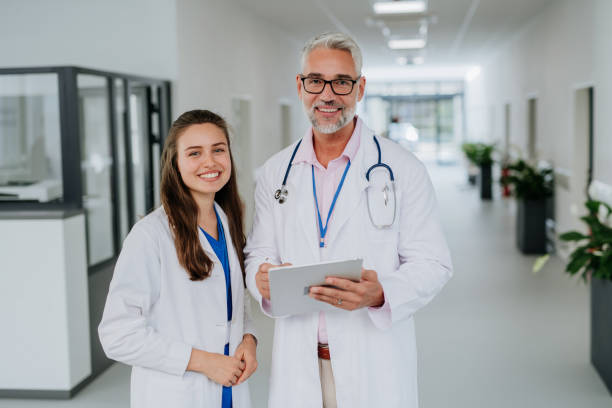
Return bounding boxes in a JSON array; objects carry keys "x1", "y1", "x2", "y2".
[
  {"x1": 275, "y1": 186, "x2": 288, "y2": 204},
  {"x1": 366, "y1": 167, "x2": 396, "y2": 229}
]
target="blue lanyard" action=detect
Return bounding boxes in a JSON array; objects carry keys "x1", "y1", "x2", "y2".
[
  {"x1": 199, "y1": 210, "x2": 232, "y2": 322},
  {"x1": 311, "y1": 160, "x2": 351, "y2": 248}
]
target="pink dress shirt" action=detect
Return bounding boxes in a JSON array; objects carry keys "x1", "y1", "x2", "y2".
[{"x1": 292, "y1": 118, "x2": 389, "y2": 344}]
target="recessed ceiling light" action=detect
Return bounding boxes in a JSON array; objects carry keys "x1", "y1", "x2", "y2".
[
  {"x1": 396, "y1": 56, "x2": 409, "y2": 65},
  {"x1": 373, "y1": 1, "x2": 426, "y2": 15},
  {"x1": 388, "y1": 38, "x2": 426, "y2": 49},
  {"x1": 412, "y1": 56, "x2": 425, "y2": 65},
  {"x1": 466, "y1": 66, "x2": 482, "y2": 81}
]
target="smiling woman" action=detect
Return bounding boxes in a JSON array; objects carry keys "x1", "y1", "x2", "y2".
[
  {"x1": 162, "y1": 112, "x2": 243, "y2": 279},
  {"x1": 176, "y1": 123, "x2": 233, "y2": 238},
  {"x1": 98, "y1": 109, "x2": 258, "y2": 408}
]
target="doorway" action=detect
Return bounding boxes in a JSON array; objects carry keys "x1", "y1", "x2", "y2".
[
  {"x1": 280, "y1": 103, "x2": 292, "y2": 148},
  {"x1": 231, "y1": 97, "x2": 254, "y2": 230},
  {"x1": 527, "y1": 98, "x2": 537, "y2": 160},
  {"x1": 572, "y1": 86, "x2": 594, "y2": 226},
  {"x1": 504, "y1": 103, "x2": 511, "y2": 159}
]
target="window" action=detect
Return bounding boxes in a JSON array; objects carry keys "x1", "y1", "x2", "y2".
[
  {"x1": 78, "y1": 74, "x2": 114, "y2": 266},
  {"x1": 0, "y1": 74, "x2": 62, "y2": 202}
]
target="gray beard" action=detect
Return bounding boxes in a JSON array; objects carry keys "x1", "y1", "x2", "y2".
[{"x1": 305, "y1": 104, "x2": 356, "y2": 134}]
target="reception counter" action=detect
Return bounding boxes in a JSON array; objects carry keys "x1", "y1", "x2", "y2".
[{"x1": 0, "y1": 210, "x2": 92, "y2": 398}]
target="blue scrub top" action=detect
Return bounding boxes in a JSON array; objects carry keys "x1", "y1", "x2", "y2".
[
  {"x1": 200, "y1": 208, "x2": 233, "y2": 408},
  {"x1": 201, "y1": 209, "x2": 233, "y2": 321}
]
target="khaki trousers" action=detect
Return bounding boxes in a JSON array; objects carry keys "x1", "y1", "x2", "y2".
[{"x1": 318, "y1": 357, "x2": 337, "y2": 408}]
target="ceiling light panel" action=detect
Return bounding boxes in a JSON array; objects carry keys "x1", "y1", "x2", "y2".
[
  {"x1": 388, "y1": 38, "x2": 427, "y2": 49},
  {"x1": 384, "y1": 19, "x2": 422, "y2": 37},
  {"x1": 373, "y1": 1, "x2": 427, "y2": 15}
]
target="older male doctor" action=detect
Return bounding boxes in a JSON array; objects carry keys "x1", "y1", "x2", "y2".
[{"x1": 245, "y1": 32, "x2": 452, "y2": 408}]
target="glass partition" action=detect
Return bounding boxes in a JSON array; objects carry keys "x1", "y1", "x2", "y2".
[
  {"x1": 150, "y1": 86, "x2": 161, "y2": 210},
  {"x1": 0, "y1": 74, "x2": 62, "y2": 202},
  {"x1": 0, "y1": 66, "x2": 171, "y2": 264},
  {"x1": 129, "y1": 85, "x2": 149, "y2": 222},
  {"x1": 114, "y1": 78, "x2": 129, "y2": 242},
  {"x1": 78, "y1": 74, "x2": 115, "y2": 266}
]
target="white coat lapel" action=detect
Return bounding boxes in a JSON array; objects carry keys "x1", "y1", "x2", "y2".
[
  {"x1": 198, "y1": 226, "x2": 218, "y2": 261},
  {"x1": 287, "y1": 162, "x2": 320, "y2": 261},
  {"x1": 214, "y1": 203, "x2": 240, "y2": 320}
]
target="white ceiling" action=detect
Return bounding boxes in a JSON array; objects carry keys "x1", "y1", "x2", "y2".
[{"x1": 233, "y1": 0, "x2": 555, "y2": 80}]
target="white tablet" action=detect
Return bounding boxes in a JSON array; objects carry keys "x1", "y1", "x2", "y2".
[{"x1": 268, "y1": 258, "x2": 363, "y2": 317}]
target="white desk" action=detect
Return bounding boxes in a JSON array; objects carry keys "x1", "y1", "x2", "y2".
[{"x1": 0, "y1": 210, "x2": 91, "y2": 395}]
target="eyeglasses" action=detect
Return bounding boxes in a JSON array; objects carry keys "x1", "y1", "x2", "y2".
[{"x1": 299, "y1": 76, "x2": 360, "y2": 95}]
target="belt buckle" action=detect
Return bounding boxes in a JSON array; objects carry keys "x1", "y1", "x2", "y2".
[{"x1": 317, "y1": 343, "x2": 331, "y2": 360}]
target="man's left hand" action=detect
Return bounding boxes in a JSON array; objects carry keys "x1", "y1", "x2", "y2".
[{"x1": 309, "y1": 269, "x2": 384, "y2": 310}]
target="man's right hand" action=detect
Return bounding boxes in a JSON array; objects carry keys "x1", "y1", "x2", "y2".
[{"x1": 256, "y1": 262, "x2": 291, "y2": 300}]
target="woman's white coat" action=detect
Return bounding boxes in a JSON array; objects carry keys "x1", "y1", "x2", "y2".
[{"x1": 99, "y1": 204, "x2": 254, "y2": 408}]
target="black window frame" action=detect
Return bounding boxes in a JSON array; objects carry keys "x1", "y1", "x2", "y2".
[{"x1": 0, "y1": 66, "x2": 172, "y2": 266}]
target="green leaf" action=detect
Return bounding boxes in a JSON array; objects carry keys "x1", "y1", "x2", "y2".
[
  {"x1": 533, "y1": 254, "x2": 550, "y2": 273},
  {"x1": 594, "y1": 261, "x2": 612, "y2": 280},
  {"x1": 599, "y1": 229, "x2": 612, "y2": 242},
  {"x1": 559, "y1": 231, "x2": 588, "y2": 241},
  {"x1": 585, "y1": 200, "x2": 600, "y2": 214},
  {"x1": 602, "y1": 202, "x2": 612, "y2": 217},
  {"x1": 596, "y1": 251, "x2": 612, "y2": 280},
  {"x1": 566, "y1": 252, "x2": 591, "y2": 275},
  {"x1": 569, "y1": 244, "x2": 590, "y2": 258}
]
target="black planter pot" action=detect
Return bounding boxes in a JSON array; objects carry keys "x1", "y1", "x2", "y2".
[
  {"x1": 516, "y1": 198, "x2": 547, "y2": 254},
  {"x1": 479, "y1": 163, "x2": 492, "y2": 200},
  {"x1": 592, "y1": 277, "x2": 612, "y2": 394}
]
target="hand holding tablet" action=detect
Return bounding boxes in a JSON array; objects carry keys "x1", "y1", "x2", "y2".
[{"x1": 268, "y1": 259, "x2": 363, "y2": 317}]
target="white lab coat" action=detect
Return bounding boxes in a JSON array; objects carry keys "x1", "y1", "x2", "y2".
[
  {"x1": 245, "y1": 119, "x2": 452, "y2": 408},
  {"x1": 99, "y1": 204, "x2": 255, "y2": 408}
]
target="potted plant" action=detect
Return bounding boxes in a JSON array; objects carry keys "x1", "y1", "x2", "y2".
[
  {"x1": 473, "y1": 143, "x2": 495, "y2": 200},
  {"x1": 558, "y1": 200, "x2": 612, "y2": 394},
  {"x1": 501, "y1": 159, "x2": 554, "y2": 254},
  {"x1": 461, "y1": 143, "x2": 479, "y2": 186},
  {"x1": 500, "y1": 156, "x2": 512, "y2": 198}
]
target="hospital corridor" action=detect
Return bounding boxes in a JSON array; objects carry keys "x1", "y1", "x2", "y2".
[
  {"x1": 1, "y1": 1, "x2": 612, "y2": 407},
  {"x1": 1, "y1": 164, "x2": 609, "y2": 407}
]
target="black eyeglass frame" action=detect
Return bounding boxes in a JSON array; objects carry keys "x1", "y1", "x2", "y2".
[{"x1": 299, "y1": 75, "x2": 361, "y2": 95}]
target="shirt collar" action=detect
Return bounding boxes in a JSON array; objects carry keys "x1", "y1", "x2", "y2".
[{"x1": 293, "y1": 116, "x2": 363, "y2": 166}]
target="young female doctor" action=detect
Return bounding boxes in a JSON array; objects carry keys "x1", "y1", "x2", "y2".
[{"x1": 99, "y1": 109, "x2": 257, "y2": 408}]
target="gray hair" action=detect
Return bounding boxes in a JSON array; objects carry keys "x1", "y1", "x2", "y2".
[{"x1": 301, "y1": 32, "x2": 363, "y2": 75}]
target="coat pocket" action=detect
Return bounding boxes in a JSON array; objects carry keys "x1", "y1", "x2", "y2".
[{"x1": 135, "y1": 368, "x2": 202, "y2": 408}]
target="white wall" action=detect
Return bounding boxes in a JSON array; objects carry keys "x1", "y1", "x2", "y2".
[
  {"x1": 465, "y1": 0, "x2": 612, "y2": 234},
  {"x1": 0, "y1": 0, "x2": 178, "y2": 79},
  {"x1": 174, "y1": 0, "x2": 308, "y2": 168},
  {"x1": 174, "y1": 0, "x2": 310, "y2": 233}
]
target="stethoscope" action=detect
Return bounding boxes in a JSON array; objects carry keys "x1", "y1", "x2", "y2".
[{"x1": 274, "y1": 135, "x2": 396, "y2": 228}]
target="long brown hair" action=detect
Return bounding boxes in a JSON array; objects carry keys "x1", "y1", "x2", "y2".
[{"x1": 160, "y1": 109, "x2": 245, "y2": 281}]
